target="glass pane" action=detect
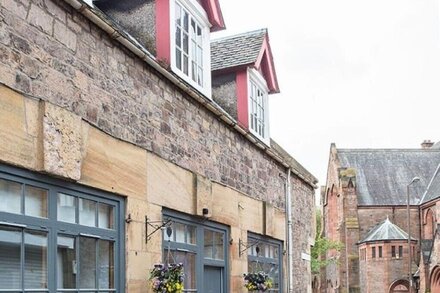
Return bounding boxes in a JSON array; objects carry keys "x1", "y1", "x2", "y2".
[
  {"x1": 174, "y1": 222, "x2": 185, "y2": 243},
  {"x1": 25, "y1": 231, "x2": 48, "y2": 289},
  {"x1": 175, "y1": 48, "x2": 182, "y2": 70},
  {"x1": 57, "y1": 236, "x2": 76, "y2": 289},
  {"x1": 191, "y1": 61, "x2": 197, "y2": 82},
  {"x1": 197, "y1": 26, "x2": 202, "y2": 44},
  {"x1": 0, "y1": 178, "x2": 22, "y2": 214},
  {"x1": 79, "y1": 198, "x2": 96, "y2": 227},
  {"x1": 98, "y1": 240, "x2": 114, "y2": 289},
  {"x1": 183, "y1": 33, "x2": 189, "y2": 54},
  {"x1": 204, "y1": 229, "x2": 213, "y2": 259},
  {"x1": 175, "y1": 27, "x2": 181, "y2": 48},
  {"x1": 0, "y1": 226, "x2": 21, "y2": 289},
  {"x1": 197, "y1": 46, "x2": 203, "y2": 66},
  {"x1": 198, "y1": 66, "x2": 203, "y2": 86},
  {"x1": 213, "y1": 231, "x2": 224, "y2": 260},
  {"x1": 79, "y1": 237, "x2": 96, "y2": 289},
  {"x1": 25, "y1": 186, "x2": 48, "y2": 218},
  {"x1": 175, "y1": 3, "x2": 181, "y2": 25},
  {"x1": 183, "y1": 55, "x2": 188, "y2": 75},
  {"x1": 191, "y1": 19, "x2": 196, "y2": 36},
  {"x1": 58, "y1": 193, "x2": 76, "y2": 223},
  {"x1": 191, "y1": 40, "x2": 196, "y2": 61},
  {"x1": 186, "y1": 225, "x2": 196, "y2": 245},
  {"x1": 165, "y1": 251, "x2": 196, "y2": 289},
  {"x1": 98, "y1": 203, "x2": 114, "y2": 229},
  {"x1": 183, "y1": 11, "x2": 188, "y2": 31}
]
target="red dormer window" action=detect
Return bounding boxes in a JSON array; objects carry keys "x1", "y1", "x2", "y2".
[
  {"x1": 157, "y1": 0, "x2": 225, "y2": 98},
  {"x1": 211, "y1": 29, "x2": 279, "y2": 146}
]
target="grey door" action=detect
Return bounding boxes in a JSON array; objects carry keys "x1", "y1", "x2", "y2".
[{"x1": 203, "y1": 266, "x2": 222, "y2": 293}]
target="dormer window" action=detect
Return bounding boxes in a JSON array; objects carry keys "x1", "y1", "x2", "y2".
[
  {"x1": 211, "y1": 29, "x2": 280, "y2": 147},
  {"x1": 97, "y1": 0, "x2": 225, "y2": 99},
  {"x1": 248, "y1": 69, "x2": 269, "y2": 142},
  {"x1": 171, "y1": 0, "x2": 211, "y2": 97}
]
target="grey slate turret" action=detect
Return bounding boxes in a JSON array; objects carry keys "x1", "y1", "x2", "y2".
[{"x1": 359, "y1": 217, "x2": 416, "y2": 244}]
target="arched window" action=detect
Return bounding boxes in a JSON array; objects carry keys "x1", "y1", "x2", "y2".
[
  {"x1": 431, "y1": 266, "x2": 440, "y2": 293},
  {"x1": 389, "y1": 279, "x2": 409, "y2": 293},
  {"x1": 424, "y1": 208, "x2": 436, "y2": 239}
]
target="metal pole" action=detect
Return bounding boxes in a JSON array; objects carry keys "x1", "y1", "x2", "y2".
[
  {"x1": 407, "y1": 177, "x2": 420, "y2": 293},
  {"x1": 407, "y1": 184, "x2": 412, "y2": 293}
]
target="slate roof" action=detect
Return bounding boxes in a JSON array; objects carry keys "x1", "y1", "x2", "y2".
[
  {"x1": 420, "y1": 163, "x2": 440, "y2": 204},
  {"x1": 210, "y1": 29, "x2": 266, "y2": 71},
  {"x1": 359, "y1": 217, "x2": 415, "y2": 244},
  {"x1": 337, "y1": 149, "x2": 440, "y2": 205}
]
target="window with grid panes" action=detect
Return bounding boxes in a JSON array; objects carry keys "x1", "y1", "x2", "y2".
[
  {"x1": 247, "y1": 234, "x2": 282, "y2": 292},
  {"x1": 162, "y1": 211, "x2": 229, "y2": 292},
  {"x1": 0, "y1": 165, "x2": 124, "y2": 292},
  {"x1": 248, "y1": 69, "x2": 269, "y2": 144},
  {"x1": 172, "y1": 0, "x2": 210, "y2": 96}
]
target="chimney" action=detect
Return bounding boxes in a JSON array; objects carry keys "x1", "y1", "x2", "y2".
[{"x1": 421, "y1": 140, "x2": 434, "y2": 149}]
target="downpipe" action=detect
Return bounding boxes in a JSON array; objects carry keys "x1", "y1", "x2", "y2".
[{"x1": 286, "y1": 168, "x2": 294, "y2": 293}]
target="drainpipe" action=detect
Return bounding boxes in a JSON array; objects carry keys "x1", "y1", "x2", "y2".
[{"x1": 286, "y1": 168, "x2": 294, "y2": 293}]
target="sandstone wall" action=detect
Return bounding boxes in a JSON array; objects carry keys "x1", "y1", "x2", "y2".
[{"x1": 0, "y1": 0, "x2": 317, "y2": 291}]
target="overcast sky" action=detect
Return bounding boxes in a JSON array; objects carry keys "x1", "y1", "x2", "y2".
[{"x1": 213, "y1": 0, "x2": 440, "y2": 188}]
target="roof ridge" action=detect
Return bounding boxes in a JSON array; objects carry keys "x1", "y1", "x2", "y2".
[
  {"x1": 338, "y1": 148, "x2": 440, "y2": 152},
  {"x1": 211, "y1": 28, "x2": 267, "y2": 43}
]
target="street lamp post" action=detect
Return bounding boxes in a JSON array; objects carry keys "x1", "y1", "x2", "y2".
[{"x1": 407, "y1": 177, "x2": 420, "y2": 293}]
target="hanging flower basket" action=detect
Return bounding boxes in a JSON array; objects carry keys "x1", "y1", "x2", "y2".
[
  {"x1": 243, "y1": 271, "x2": 273, "y2": 292},
  {"x1": 149, "y1": 263, "x2": 184, "y2": 293}
]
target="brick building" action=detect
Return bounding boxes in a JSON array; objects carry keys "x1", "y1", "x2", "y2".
[
  {"x1": 322, "y1": 143, "x2": 440, "y2": 293},
  {"x1": 0, "y1": 0, "x2": 317, "y2": 292}
]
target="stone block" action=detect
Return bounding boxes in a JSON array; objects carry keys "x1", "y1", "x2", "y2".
[
  {"x1": 211, "y1": 183, "x2": 239, "y2": 226},
  {"x1": 54, "y1": 20, "x2": 77, "y2": 51},
  {"x1": 80, "y1": 126, "x2": 148, "y2": 199},
  {"x1": 263, "y1": 201, "x2": 274, "y2": 236},
  {"x1": 0, "y1": 85, "x2": 42, "y2": 170},
  {"x1": 239, "y1": 195, "x2": 263, "y2": 234},
  {"x1": 2, "y1": 0, "x2": 28, "y2": 20},
  {"x1": 273, "y1": 208, "x2": 286, "y2": 241},
  {"x1": 42, "y1": 101, "x2": 83, "y2": 180},
  {"x1": 195, "y1": 174, "x2": 213, "y2": 217},
  {"x1": 146, "y1": 153, "x2": 195, "y2": 215},
  {"x1": 27, "y1": 4, "x2": 53, "y2": 35}
]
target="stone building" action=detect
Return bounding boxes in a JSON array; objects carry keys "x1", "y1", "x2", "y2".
[
  {"x1": 322, "y1": 143, "x2": 440, "y2": 293},
  {"x1": 0, "y1": 0, "x2": 317, "y2": 292},
  {"x1": 418, "y1": 159, "x2": 440, "y2": 292}
]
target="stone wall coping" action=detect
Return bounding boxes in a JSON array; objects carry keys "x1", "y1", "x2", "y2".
[{"x1": 61, "y1": 0, "x2": 318, "y2": 188}]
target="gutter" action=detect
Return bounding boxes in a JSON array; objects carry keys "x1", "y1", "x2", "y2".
[
  {"x1": 286, "y1": 168, "x2": 294, "y2": 293},
  {"x1": 63, "y1": 0, "x2": 317, "y2": 189}
]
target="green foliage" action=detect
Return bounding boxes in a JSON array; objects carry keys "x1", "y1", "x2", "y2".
[{"x1": 311, "y1": 209, "x2": 343, "y2": 274}]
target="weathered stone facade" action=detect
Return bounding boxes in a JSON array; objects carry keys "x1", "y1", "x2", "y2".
[
  {"x1": 0, "y1": 0, "x2": 317, "y2": 292},
  {"x1": 0, "y1": 0, "x2": 295, "y2": 208}
]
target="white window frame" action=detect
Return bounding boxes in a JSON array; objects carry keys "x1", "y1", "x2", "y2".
[
  {"x1": 170, "y1": 0, "x2": 212, "y2": 98},
  {"x1": 248, "y1": 68, "x2": 270, "y2": 145}
]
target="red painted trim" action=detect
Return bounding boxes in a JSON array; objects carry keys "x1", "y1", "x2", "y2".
[
  {"x1": 201, "y1": 0, "x2": 226, "y2": 31},
  {"x1": 255, "y1": 35, "x2": 280, "y2": 94},
  {"x1": 236, "y1": 70, "x2": 249, "y2": 129},
  {"x1": 156, "y1": 0, "x2": 171, "y2": 65}
]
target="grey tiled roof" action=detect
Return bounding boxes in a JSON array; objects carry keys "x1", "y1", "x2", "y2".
[
  {"x1": 210, "y1": 29, "x2": 266, "y2": 71},
  {"x1": 359, "y1": 217, "x2": 415, "y2": 243},
  {"x1": 337, "y1": 149, "x2": 440, "y2": 205},
  {"x1": 420, "y1": 164, "x2": 440, "y2": 204}
]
